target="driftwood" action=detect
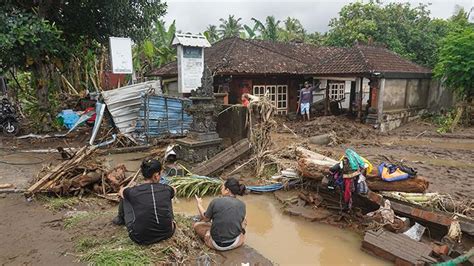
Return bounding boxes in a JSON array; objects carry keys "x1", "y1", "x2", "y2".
[
  {"x1": 296, "y1": 147, "x2": 337, "y2": 181},
  {"x1": 26, "y1": 145, "x2": 137, "y2": 197},
  {"x1": 366, "y1": 175, "x2": 429, "y2": 193}
]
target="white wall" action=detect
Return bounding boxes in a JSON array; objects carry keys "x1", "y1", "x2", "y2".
[{"x1": 314, "y1": 77, "x2": 370, "y2": 109}]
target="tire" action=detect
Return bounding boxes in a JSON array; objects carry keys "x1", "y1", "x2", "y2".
[{"x1": 3, "y1": 120, "x2": 20, "y2": 136}]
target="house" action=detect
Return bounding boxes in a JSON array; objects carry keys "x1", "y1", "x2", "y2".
[{"x1": 148, "y1": 37, "x2": 452, "y2": 131}]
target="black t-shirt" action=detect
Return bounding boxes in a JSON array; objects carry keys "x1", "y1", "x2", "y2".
[
  {"x1": 123, "y1": 183, "x2": 175, "y2": 245},
  {"x1": 205, "y1": 196, "x2": 246, "y2": 243}
]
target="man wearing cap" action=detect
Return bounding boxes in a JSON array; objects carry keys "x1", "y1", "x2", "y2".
[
  {"x1": 298, "y1": 81, "x2": 316, "y2": 121},
  {"x1": 113, "y1": 159, "x2": 176, "y2": 245}
]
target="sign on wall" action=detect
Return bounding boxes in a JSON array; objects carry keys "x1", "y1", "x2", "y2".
[
  {"x1": 178, "y1": 46, "x2": 204, "y2": 93},
  {"x1": 173, "y1": 33, "x2": 211, "y2": 93},
  {"x1": 109, "y1": 37, "x2": 133, "y2": 74}
]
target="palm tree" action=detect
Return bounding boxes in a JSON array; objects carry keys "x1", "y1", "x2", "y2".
[
  {"x1": 280, "y1": 17, "x2": 306, "y2": 42},
  {"x1": 204, "y1": 24, "x2": 220, "y2": 43},
  {"x1": 252, "y1": 16, "x2": 281, "y2": 41},
  {"x1": 218, "y1": 15, "x2": 243, "y2": 38},
  {"x1": 243, "y1": 23, "x2": 259, "y2": 39}
]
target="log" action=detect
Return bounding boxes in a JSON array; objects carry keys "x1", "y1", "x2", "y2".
[
  {"x1": 366, "y1": 176, "x2": 429, "y2": 193},
  {"x1": 296, "y1": 147, "x2": 337, "y2": 181}
]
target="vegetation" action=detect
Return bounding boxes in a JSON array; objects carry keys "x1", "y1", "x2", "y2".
[
  {"x1": 38, "y1": 195, "x2": 81, "y2": 211},
  {"x1": 1, "y1": 0, "x2": 167, "y2": 131},
  {"x1": 434, "y1": 26, "x2": 474, "y2": 131},
  {"x1": 71, "y1": 211, "x2": 211, "y2": 264},
  {"x1": 169, "y1": 176, "x2": 223, "y2": 198}
]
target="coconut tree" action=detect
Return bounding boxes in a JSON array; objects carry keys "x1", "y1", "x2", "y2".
[
  {"x1": 204, "y1": 24, "x2": 220, "y2": 43},
  {"x1": 252, "y1": 16, "x2": 281, "y2": 41},
  {"x1": 280, "y1": 17, "x2": 306, "y2": 42},
  {"x1": 243, "y1": 23, "x2": 260, "y2": 39},
  {"x1": 218, "y1": 15, "x2": 243, "y2": 38}
]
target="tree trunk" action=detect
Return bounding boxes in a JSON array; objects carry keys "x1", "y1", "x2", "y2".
[{"x1": 32, "y1": 61, "x2": 53, "y2": 131}]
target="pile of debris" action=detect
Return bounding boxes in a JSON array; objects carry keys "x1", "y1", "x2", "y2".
[
  {"x1": 287, "y1": 116, "x2": 375, "y2": 143},
  {"x1": 26, "y1": 145, "x2": 136, "y2": 197}
]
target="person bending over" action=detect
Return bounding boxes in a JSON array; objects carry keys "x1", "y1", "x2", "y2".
[
  {"x1": 193, "y1": 178, "x2": 247, "y2": 251},
  {"x1": 113, "y1": 159, "x2": 176, "y2": 245}
]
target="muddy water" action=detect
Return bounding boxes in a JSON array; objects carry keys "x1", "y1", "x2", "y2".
[{"x1": 174, "y1": 194, "x2": 388, "y2": 265}]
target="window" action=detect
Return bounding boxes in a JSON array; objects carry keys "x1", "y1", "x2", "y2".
[
  {"x1": 252, "y1": 85, "x2": 288, "y2": 114},
  {"x1": 329, "y1": 82, "x2": 345, "y2": 101}
]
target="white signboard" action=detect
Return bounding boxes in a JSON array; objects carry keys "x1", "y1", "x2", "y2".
[
  {"x1": 177, "y1": 46, "x2": 204, "y2": 93},
  {"x1": 109, "y1": 37, "x2": 133, "y2": 74}
]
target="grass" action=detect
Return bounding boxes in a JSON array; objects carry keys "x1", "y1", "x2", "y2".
[
  {"x1": 71, "y1": 213, "x2": 210, "y2": 265},
  {"x1": 63, "y1": 212, "x2": 96, "y2": 229},
  {"x1": 37, "y1": 195, "x2": 81, "y2": 211}
]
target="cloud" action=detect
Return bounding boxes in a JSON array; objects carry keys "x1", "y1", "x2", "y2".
[{"x1": 163, "y1": 0, "x2": 473, "y2": 34}]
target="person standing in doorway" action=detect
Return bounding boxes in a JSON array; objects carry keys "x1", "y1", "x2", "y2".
[
  {"x1": 298, "y1": 81, "x2": 315, "y2": 121},
  {"x1": 193, "y1": 178, "x2": 247, "y2": 251}
]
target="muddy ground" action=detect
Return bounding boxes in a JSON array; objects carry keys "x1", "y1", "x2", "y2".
[{"x1": 0, "y1": 116, "x2": 473, "y2": 264}]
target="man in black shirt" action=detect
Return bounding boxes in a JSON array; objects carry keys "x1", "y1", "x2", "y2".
[{"x1": 113, "y1": 159, "x2": 176, "y2": 245}]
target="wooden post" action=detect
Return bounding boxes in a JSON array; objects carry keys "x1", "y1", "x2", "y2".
[
  {"x1": 357, "y1": 77, "x2": 363, "y2": 121},
  {"x1": 324, "y1": 84, "x2": 330, "y2": 116}
]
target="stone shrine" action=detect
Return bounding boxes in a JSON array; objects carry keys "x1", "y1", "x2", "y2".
[{"x1": 175, "y1": 67, "x2": 222, "y2": 163}]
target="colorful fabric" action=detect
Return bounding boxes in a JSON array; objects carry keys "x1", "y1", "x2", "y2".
[
  {"x1": 345, "y1": 149, "x2": 366, "y2": 171},
  {"x1": 378, "y1": 162, "x2": 410, "y2": 182},
  {"x1": 343, "y1": 178, "x2": 353, "y2": 208}
]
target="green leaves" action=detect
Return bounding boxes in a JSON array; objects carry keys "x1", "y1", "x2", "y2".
[
  {"x1": 168, "y1": 176, "x2": 223, "y2": 198},
  {"x1": 324, "y1": 1, "x2": 469, "y2": 67},
  {"x1": 434, "y1": 27, "x2": 474, "y2": 99}
]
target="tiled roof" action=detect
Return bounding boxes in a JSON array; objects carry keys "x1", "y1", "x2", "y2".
[
  {"x1": 147, "y1": 37, "x2": 431, "y2": 77},
  {"x1": 314, "y1": 45, "x2": 432, "y2": 75}
]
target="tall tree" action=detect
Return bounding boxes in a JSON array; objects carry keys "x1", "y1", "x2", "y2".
[
  {"x1": 279, "y1": 17, "x2": 306, "y2": 42},
  {"x1": 324, "y1": 1, "x2": 459, "y2": 67},
  {"x1": 204, "y1": 25, "x2": 220, "y2": 43},
  {"x1": 434, "y1": 27, "x2": 474, "y2": 101},
  {"x1": 243, "y1": 23, "x2": 260, "y2": 40},
  {"x1": 434, "y1": 27, "x2": 474, "y2": 131},
  {"x1": 218, "y1": 15, "x2": 243, "y2": 38},
  {"x1": 252, "y1": 16, "x2": 281, "y2": 41},
  {"x1": 0, "y1": 0, "x2": 167, "y2": 131}
]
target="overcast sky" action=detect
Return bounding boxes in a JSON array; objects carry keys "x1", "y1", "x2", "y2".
[{"x1": 163, "y1": 0, "x2": 473, "y2": 34}]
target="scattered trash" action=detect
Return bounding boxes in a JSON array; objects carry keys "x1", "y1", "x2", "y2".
[{"x1": 403, "y1": 222, "x2": 426, "y2": 241}]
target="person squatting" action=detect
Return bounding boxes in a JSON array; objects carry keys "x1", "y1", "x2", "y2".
[{"x1": 113, "y1": 158, "x2": 247, "y2": 251}]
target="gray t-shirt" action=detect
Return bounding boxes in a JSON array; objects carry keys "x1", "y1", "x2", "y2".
[
  {"x1": 205, "y1": 196, "x2": 246, "y2": 243},
  {"x1": 299, "y1": 87, "x2": 314, "y2": 104}
]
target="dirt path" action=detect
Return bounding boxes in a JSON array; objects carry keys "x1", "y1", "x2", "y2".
[{"x1": 0, "y1": 194, "x2": 80, "y2": 265}]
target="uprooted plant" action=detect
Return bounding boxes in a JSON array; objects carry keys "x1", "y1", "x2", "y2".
[{"x1": 247, "y1": 94, "x2": 277, "y2": 178}]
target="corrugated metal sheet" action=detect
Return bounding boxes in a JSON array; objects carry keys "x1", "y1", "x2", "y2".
[
  {"x1": 101, "y1": 81, "x2": 161, "y2": 134},
  {"x1": 136, "y1": 95, "x2": 192, "y2": 137},
  {"x1": 172, "y1": 33, "x2": 211, "y2": 47}
]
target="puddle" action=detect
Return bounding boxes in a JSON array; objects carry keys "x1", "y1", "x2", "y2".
[{"x1": 174, "y1": 194, "x2": 388, "y2": 265}]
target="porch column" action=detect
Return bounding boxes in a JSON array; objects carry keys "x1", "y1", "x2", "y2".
[
  {"x1": 357, "y1": 77, "x2": 363, "y2": 121},
  {"x1": 377, "y1": 78, "x2": 385, "y2": 126}
]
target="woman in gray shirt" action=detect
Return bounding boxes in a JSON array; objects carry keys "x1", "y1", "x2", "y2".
[{"x1": 193, "y1": 178, "x2": 247, "y2": 251}]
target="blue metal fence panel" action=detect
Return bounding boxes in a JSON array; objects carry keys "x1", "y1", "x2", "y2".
[{"x1": 136, "y1": 95, "x2": 192, "y2": 137}]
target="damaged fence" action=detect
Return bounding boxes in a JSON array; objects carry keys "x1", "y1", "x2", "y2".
[{"x1": 136, "y1": 94, "x2": 192, "y2": 139}]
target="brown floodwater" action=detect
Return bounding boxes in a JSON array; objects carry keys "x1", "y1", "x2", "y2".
[{"x1": 174, "y1": 194, "x2": 389, "y2": 265}]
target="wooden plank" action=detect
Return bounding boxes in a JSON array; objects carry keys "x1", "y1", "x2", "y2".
[
  {"x1": 365, "y1": 192, "x2": 474, "y2": 236},
  {"x1": 192, "y1": 138, "x2": 251, "y2": 176},
  {"x1": 361, "y1": 229, "x2": 435, "y2": 265}
]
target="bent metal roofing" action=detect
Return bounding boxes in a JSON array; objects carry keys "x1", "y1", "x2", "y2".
[{"x1": 148, "y1": 37, "x2": 431, "y2": 77}]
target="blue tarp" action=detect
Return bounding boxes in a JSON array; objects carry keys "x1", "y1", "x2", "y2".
[{"x1": 136, "y1": 95, "x2": 192, "y2": 137}]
